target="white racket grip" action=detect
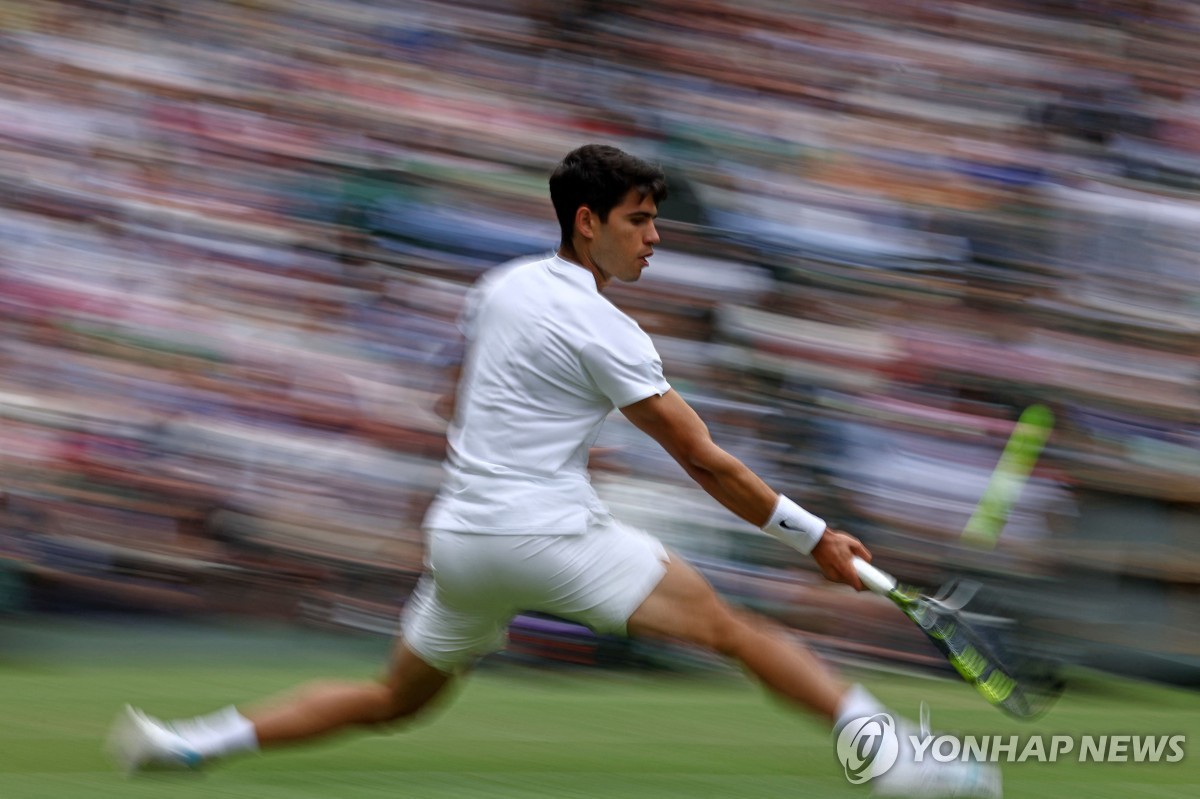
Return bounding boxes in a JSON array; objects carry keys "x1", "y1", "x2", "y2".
[{"x1": 852, "y1": 556, "x2": 897, "y2": 595}]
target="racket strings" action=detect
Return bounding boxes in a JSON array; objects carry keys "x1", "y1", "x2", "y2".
[{"x1": 898, "y1": 590, "x2": 1050, "y2": 718}]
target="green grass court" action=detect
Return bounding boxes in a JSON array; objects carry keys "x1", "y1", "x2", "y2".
[{"x1": 1, "y1": 617, "x2": 1197, "y2": 798}]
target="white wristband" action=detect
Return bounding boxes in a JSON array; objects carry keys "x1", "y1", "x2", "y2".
[{"x1": 762, "y1": 495, "x2": 826, "y2": 555}]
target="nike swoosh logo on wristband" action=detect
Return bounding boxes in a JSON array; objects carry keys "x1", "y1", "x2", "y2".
[{"x1": 779, "y1": 519, "x2": 803, "y2": 531}]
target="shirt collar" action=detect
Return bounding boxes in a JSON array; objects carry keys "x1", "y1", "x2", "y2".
[{"x1": 549, "y1": 254, "x2": 600, "y2": 292}]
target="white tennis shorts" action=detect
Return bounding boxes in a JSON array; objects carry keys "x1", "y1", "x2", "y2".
[{"x1": 401, "y1": 516, "x2": 668, "y2": 673}]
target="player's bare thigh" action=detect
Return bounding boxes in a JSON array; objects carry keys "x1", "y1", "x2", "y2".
[{"x1": 625, "y1": 554, "x2": 746, "y2": 651}]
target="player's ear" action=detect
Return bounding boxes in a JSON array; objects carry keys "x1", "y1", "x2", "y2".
[{"x1": 575, "y1": 205, "x2": 595, "y2": 241}]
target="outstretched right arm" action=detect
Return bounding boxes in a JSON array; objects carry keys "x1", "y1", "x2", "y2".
[{"x1": 619, "y1": 389, "x2": 869, "y2": 589}]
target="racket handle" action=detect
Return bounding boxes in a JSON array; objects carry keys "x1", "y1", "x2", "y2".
[{"x1": 852, "y1": 556, "x2": 897, "y2": 595}]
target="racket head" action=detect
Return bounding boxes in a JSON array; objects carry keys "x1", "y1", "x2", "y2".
[{"x1": 891, "y1": 584, "x2": 1064, "y2": 719}]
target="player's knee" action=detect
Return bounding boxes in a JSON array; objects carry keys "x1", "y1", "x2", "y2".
[
  {"x1": 377, "y1": 693, "x2": 428, "y2": 725},
  {"x1": 691, "y1": 601, "x2": 748, "y2": 656},
  {"x1": 374, "y1": 679, "x2": 446, "y2": 727}
]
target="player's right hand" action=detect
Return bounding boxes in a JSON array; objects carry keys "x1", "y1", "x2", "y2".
[{"x1": 810, "y1": 528, "x2": 871, "y2": 591}]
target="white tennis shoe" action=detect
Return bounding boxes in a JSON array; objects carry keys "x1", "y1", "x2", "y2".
[
  {"x1": 873, "y1": 712, "x2": 1002, "y2": 798},
  {"x1": 873, "y1": 754, "x2": 1002, "y2": 798},
  {"x1": 106, "y1": 704, "x2": 203, "y2": 774}
]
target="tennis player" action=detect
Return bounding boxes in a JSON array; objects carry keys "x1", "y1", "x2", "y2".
[{"x1": 110, "y1": 144, "x2": 1000, "y2": 797}]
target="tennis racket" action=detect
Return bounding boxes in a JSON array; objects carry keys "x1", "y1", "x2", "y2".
[
  {"x1": 853, "y1": 556, "x2": 1063, "y2": 718},
  {"x1": 853, "y1": 404, "x2": 1062, "y2": 717}
]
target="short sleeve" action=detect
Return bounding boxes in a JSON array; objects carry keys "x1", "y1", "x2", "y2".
[
  {"x1": 458, "y1": 259, "x2": 524, "y2": 341},
  {"x1": 457, "y1": 280, "x2": 485, "y2": 341},
  {"x1": 580, "y1": 331, "x2": 671, "y2": 409}
]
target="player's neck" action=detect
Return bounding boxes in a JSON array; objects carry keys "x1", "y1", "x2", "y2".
[{"x1": 557, "y1": 245, "x2": 608, "y2": 292}]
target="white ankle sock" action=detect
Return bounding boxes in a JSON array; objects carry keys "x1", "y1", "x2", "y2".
[
  {"x1": 834, "y1": 683, "x2": 885, "y2": 733},
  {"x1": 171, "y1": 706, "x2": 259, "y2": 760}
]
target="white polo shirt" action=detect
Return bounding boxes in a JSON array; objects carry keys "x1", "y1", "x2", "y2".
[{"x1": 423, "y1": 254, "x2": 671, "y2": 535}]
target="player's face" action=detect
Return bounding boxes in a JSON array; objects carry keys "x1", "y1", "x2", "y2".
[{"x1": 591, "y1": 189, "x2": 660, "y2": 284}]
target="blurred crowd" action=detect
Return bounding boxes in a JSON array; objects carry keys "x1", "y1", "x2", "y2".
[{"x1": 0, "y1": 0, "x2": 1197, "y2": 677}]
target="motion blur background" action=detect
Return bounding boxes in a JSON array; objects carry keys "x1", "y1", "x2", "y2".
[{"x1": 0, "y1": 0, "x2": 1197, "y2": 687}]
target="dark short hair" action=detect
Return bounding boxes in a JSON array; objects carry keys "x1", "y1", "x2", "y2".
[{"x1": 549, "y1": 144, "x2": 668, "y2": 247}]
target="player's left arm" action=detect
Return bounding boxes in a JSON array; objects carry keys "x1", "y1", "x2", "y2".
[
  {"x1": 433, "y1": 361, "x2": 461, "y2": 422},
  {"x1": 619, "y1": 389, "x2": 868, "y2": 588}
]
